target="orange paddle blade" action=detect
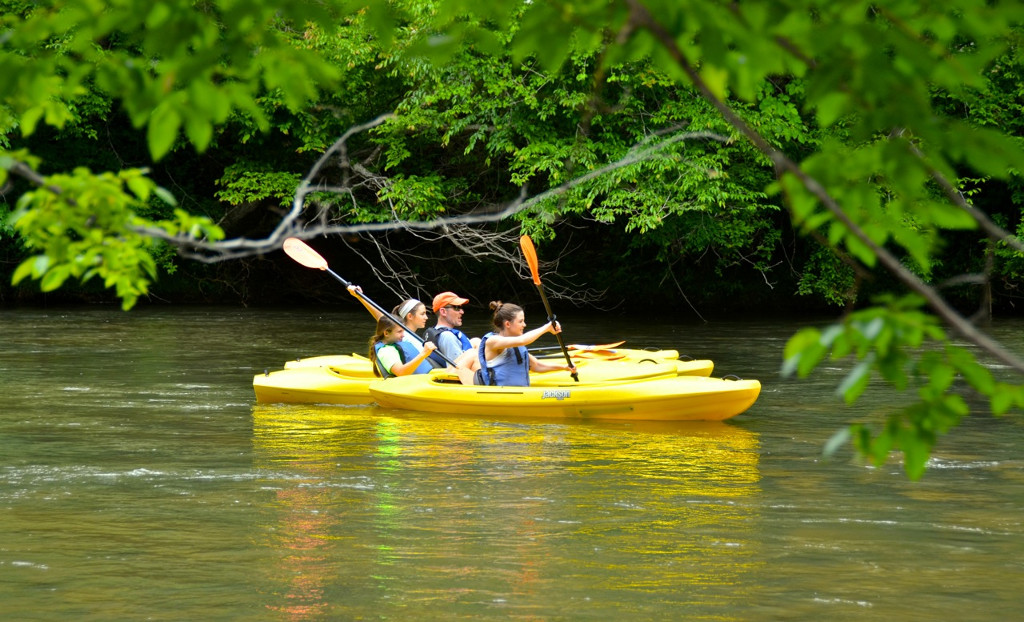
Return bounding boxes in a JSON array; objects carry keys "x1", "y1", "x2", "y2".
[
  {"x1": 519, "y1": 235, "x2": 541, "y2": 285},
  {"x1": 283, "y1": 237, "x2": 328, "y2": 270}
]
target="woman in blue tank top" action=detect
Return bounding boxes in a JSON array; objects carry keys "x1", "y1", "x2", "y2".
[
  {"x1": 475, "y1": 301, "x2": 575, "y2": 386},
  {"x1": 368, "y1": 317, "x2": 438, "y2": 378}
]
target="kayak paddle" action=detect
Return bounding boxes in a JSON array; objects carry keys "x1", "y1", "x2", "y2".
[
  {"x1": 532, "y1": 341, "x2": 627, "y2": 353},
  {"x1": 283, "y1": 237, "x2": 460, "y2": 368},
  {"x1": 519, "y1": 234, "x2": 578, "y2": 382}
]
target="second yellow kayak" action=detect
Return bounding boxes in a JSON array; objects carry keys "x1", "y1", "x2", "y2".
[
  {"x1": 253, "y1": 356, "x2": 709, "y2": 405},
  {"x1": 283, "y1": 346, "x2": 689, "y2": 370}
]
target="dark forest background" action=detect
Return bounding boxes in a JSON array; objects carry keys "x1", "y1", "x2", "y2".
[{"x1": 4, "y1": 3, "x2": 1024, "y2": 319}]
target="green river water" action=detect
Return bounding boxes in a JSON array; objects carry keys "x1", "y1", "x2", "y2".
[{"x1": 1, "y1": 306, "x2": 1022, "y2": 620}]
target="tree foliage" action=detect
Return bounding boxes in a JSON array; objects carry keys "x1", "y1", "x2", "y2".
[
  {"x1": 424, "y1": 0, "x2": 1024, "y2": 478},
  {"x1": 1, "y1": 0, "x2": 353, "y2": 306},
  {"x1": 4, "y1": 0, "x2": 1024, "y2": 477}
]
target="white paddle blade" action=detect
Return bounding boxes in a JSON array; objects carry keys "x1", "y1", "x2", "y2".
[{"x1": 283, "y1": 238, "x2": 328, "y2": 270}]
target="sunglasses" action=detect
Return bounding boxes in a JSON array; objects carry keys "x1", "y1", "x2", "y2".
[{"x1": 445, "y1": 305, "x2": 464, "y2": 311}]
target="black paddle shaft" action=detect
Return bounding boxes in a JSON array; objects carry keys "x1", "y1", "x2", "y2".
[{"x1": 534, "y1": 284, "x2": 578, "y2": 382}]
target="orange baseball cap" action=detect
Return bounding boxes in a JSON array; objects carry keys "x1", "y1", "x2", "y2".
[{"x1": 432, "y1": 291, "x2": 470, "y2": 312}]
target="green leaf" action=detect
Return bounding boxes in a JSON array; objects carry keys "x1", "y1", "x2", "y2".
[
  {"x1": 902, "y1": 434, "x2": 930, "y2": 481},
  {"x1": 362, "y1": 2, "x2": 398, "y2": 48},
  {"x1": 924, "y1": 362, "x2": 955, "y2": 394},
  {"x1": 700, "y1": 65, "x2": 730, "y2": 100},
  {"x1": 126, "y1": 175, "x2": 151, "y2": 202},
  {"x1": 40, "y1": 264, "x2": 71, "y2": 292},
  {"x1": 837, "y1": 357, "x2": 872, "y2": 404},
  {"x1": 145, "y1": 3, "x2": 171, "y2": 29},
  {"x1": 184, "y1": 115, "x2": 214, "y2": 153},
  {"x1": 819, "y1": 324, "x2": 844, "y2": 348},
  {"x1": 990, "y1": 384, "x2": 1015, "y2": 416},
  {"x1": 956, "y1": 125, "x2": 1024, "y2": 181},
  {"x1": 11, "y1": 258, "x2": 38, "y2": 285},
  {"x1": 955, "y1": 359, "x2": 994, "y2": 395},
  {"x1": 780, "y1": 352, "x2": 800, "y2": 378},
  {"x1": 797, "y1": 341, "x2": 828, "y2": 377},
  {"x1": 30, "y1": 254, "x2": 50, "y2": 278},
  {"x1": 784, "y1": 327, "x2": 821, "y2": 360},
  {"x1": 782, "y1": 328, "x2": 828, "y2": 378},
  {"x1": 868, "y1": 421, "x2": 894, "y2": 466},
  {"x1": 844, "y1": 232, "x2": 877, "y2": 267},
  {"x1": 19, "y1": 107, "x2": 44, "y2": 137},
  {"x1": 858, "y1": 317, "x2": 885, "y2": 341},
  {"x1": 147, "y1": 104, "x2": 182, "y2": 161},
  {"x1": 876, "y1": 352, "x2": 909, "y2": 389},
  {"x1": 823, "y1": 427, "x2": 852, "y2": 458},
  {"x1": 154, "y1": 186, "x2": 178, "y2": 207},
  {"x1": 813, "y1": 91, "x2": 848, "y2": 128},
  {"x1": 923, "y1": 201, "x2": 977, "y2": 230}
]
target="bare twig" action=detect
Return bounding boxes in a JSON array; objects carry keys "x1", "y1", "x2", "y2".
[{"x1": 125, "y1": 125, "x2": 730, "y2": 263}]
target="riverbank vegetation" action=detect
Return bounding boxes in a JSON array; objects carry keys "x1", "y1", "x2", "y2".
[{"x1": 4, "y1": 0, "x2": 1024, "y2": 477}]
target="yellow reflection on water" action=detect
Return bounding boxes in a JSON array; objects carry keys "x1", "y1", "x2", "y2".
[{"x1": 251, "y1": 405, "x2": 762, "y2": 618}]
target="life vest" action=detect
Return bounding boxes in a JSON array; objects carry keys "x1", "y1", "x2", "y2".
[
  {"x1": 372, "y1": 341, "x2": 405, "y2": 378},
  {"x1": 404, "y1": 333, "x2": 443, "y2": 369},
  {"x1": 424, "y1": 326, "x2": 473, "y2": 366},
  {"x1": 474, "y1": 332, "x2": 530, "y2": 386},
  {"x1": 397, "y1": 340, "x2": 434, "y2": 374}
]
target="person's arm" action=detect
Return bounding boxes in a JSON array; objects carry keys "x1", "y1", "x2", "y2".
[
  {"x1": 389, "y1": 342, "x2": 437, "y2": 376},
  {"x1": 485, "y1": 321, "x2": 560, "y2": 353},
  {"x1": 528, "y1": 354, "x2": 575, "y2": 374},
  {"x1": 347, "y1": 285, "x2": 383, "y2": 321}
]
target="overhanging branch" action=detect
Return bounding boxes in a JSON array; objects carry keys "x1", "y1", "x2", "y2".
[
  {"x1": 625, "y1": 0, "x2": 1024, "y2": 374},
  {"x1": 128, "y1": 125, "x2": 730, "y2": 262}
]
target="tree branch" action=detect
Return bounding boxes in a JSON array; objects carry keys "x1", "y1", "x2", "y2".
[
  {"x1": 625, "y1": 0, "x2": 1024, "y2": 374},
  {"x1": 903, "y1": 137, "x2": 1024, "y2": 254},
  {"x1": 127, "y1": 125, "x2": 730, "y2": 264}
]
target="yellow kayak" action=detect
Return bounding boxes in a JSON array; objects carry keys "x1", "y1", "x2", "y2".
[
  {"x1": 283, "y1": 353, "x2": 377, "y2": 372},
  {"x1": 368, "y1": 373, "x2": 761, "y2": 422},
  {"x1": 283, "y1": 347, "x2": 690, "y2": 369},
  {"x1": 280, "y1": 356, "x2": 714, "y2": 382},
  {"x1": 282, "y1": 352, "x2": 711, "y2": 376},
  {"x1": 253, "y1": 364, "x2": 378, "y2": 405},
  {"x1": 253, "y1": 357, "x2": 699, "y2": 405}
]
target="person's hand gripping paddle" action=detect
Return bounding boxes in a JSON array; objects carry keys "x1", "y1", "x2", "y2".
[{"x1": 519, "y1": 235, "x2": 578, "y2": 382}]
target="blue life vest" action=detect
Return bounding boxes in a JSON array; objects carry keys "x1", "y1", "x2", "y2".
[
  {"x1": 372, "y1": 341, "x2": 405, "y2": 378},
  {"x1": 474, "y1": 332, "x2": 530, "y2": 386},
  {"x1": 397, "y1": 340, "x2": 434, "y2": 374},
  {"x1": 425, "y1": 326, "x2": 473, "y2": 366}
]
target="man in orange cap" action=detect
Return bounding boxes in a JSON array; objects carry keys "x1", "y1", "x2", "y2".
[{"x1": 425, "y1": 291, "x2": 475, "y2": 366}]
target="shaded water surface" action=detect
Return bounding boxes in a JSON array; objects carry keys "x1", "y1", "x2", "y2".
[{"x1": 2, "y1": 307, "x2": 1022, "y2": 620}]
